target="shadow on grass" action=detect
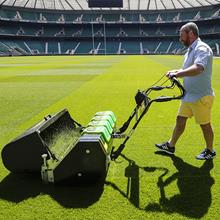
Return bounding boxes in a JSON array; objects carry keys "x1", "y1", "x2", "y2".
[
  {"x1": 0, "y1": 173, "x2": 104, "y2": 208},
  {"x1": 105, "y1": 153, "x2": 169, "y2": 209},
  {"x1": 106, "y1": 152, "x2": 214, "y2": 219},
  {"x1": 145, "y1": 152, "x2": 214, "y2": 219}
]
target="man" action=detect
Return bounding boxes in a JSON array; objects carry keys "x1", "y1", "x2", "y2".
[{"x1": 155, "y1": 22, "x2": 216, "y2": 160}]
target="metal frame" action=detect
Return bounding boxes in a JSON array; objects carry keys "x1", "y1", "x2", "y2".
[
  {"x1": 111, "y1": 77, "x2": 185, "y2": 160},
  {"x1": 0, "y1": 0, "x2": 219, "y2": 10},
  {"x1": 91, "y1": 21, "x2": 107, "y2": 55}
]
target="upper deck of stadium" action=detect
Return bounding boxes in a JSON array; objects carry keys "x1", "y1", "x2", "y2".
[
  {"x1": 0, "y1": 0, "x2": 219, "y2": 56},
  {"x1": 0, "y1": 0, "x2": 220, "y2": 11}
]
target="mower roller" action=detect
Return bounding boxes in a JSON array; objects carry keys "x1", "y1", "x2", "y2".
[{"x1": 1, "y1": 77, "x2": 184, "y2": 183}]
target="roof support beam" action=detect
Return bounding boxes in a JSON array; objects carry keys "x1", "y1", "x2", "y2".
[
  {"x1": 59, "y1": 0, "x2": 65, "y2": 10},
  {"x1": 53, "y1": 0, "x2": 56, "y2": 10},
  {"x1": 0, "y1": 0, "x2": 8, "y2": 7},
  {"x1": 155, "y1": 0, "x2": 158, "y2": 10},
  {"x1": 34, "y1": 0, "x2": 37, "y2": 9},
  {"x1": 64, "y1": 0, "x2": 75, "y2": 10},
  {"x1": 42, "y1": 0, "x2": 46, "y2": 10},
  {"x1": 24, "y1": 0, "x2": 30, "y2": 7},
  {"x1": 75, "y1": 0, "x2": 83, "y2": 10},
  {"x1": 205, "y1": 0, "x2": 217, "y2": 4},
  {"x1": 160, "y1": 0, "x2": 167, "y2": 10},
  {"x1": 147, "y1": 0, "x2": 151, "y2": 10},
  {"x1": 12, "y1": 0, "x2": 17, "y2": 6},
  {"x1": 138, "y1": 0, "x2": 140, "y2": 10},
  {"x1": 182, "y1": 0, "x2": 195, "y2": 8},
  {"x1": 170, "y1": 0, "x2": 176, "y2": 9},
  {"x1": 195, "y1": 0, "x2": 204, "y2": 6},
  {"x1": 0, "y1": 0, "x2": 219, "y2": 10},
  {"x1": 177, "y1": 0, "x2": 186, "y2": 9}
]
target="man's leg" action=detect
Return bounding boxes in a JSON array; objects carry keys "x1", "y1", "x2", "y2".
[
  {"x1": 196, "y1": 123, "x2": 215, "y2": 160},
  {"x1": 169, "y1": 116, "x2": 188, "y2": 147},
  {"x1": 155, "y1": 115, "x2": 188, "y2": 154},
  {"x1": 195, "y1": 96, "x2": 215, "y2": 159},
  {"x1": 200, "y1": 123, "x2": 214, "y2": 151}
]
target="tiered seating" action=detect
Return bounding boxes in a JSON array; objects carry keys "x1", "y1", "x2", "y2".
[
  {"x1": 44, "y1": 12, "x2": 60, "y2": 22},
  {"x1": 106, "y1": 41, "x2": 119, "y2": 54},
  {"x1": 0, "y1": 42, "x2": 10, "y2": 54},
  {"x1": 169, "y1": 41, "x2": 183, "y2": 54},
  {"x1": 64, "y1": 13, "x2": 80, "y2": 22},
  {"x1": 0, "y1": 5, "x2": 219, "y2": 56},
  {"x1": 122, "y1": 26, "x2": 139, "y2": 36},
  {"x1": 102, "y1": 13, "x2": 120, "y2": 22},
  {"x1": 27, "y1": 40, "x2": 45, "y2": 54},
  {"x1": 59, "y1": 41, "x2": 79, "y2": 54},
  {"x1": 199, "y1": 24, "x2": 216, "y2": 35},
  {"x1": 19, "y1": 10, "x2": 38, "y2": 21},
  {"x1": 121, "y1": 41, "x2": 140, "y2": 54},
  {"x1": 131, "y1": 13, "x2": 139, "y2": 22},
  {"x1": 157, "y1": 26, "x2": 176, "y2": 35},
  {"x1": 47, "y1": 41, "x2": 59, "y2": 54},
  {"x1": 140, "y1": 25, "x2": 157, "y2": 36},
  {"x1": 163, "y1": 11, "x2": 179, "y2": 22},
  {"x1": 204, "y1": 39, "x2": 220, "y2": 55},
  {"x1": 1, "y1": 6, "x2": 220, "y2": 23},
  {"x1": 158, "y1": 41, "x2": 172, "y2": 54},
  {"x1": 0, "y1": 9, "x2": 8, "y2": 19},
  {"x1": 82, "y1": 13, "x2": 97, "y2": 22},
  {"x1": 76, "y1": 41, "x2": 93, "y2": 54},
  {"x1": 141, "y1": 13, "x2": 157, "y2": 22},
  {"x1": 0, "y1": 9, "x2": 16, "y2": 19},
  {"x1": 0, "y1": 39, "x2": 28, "y2": 55},
  {"x1": 142, "y1": 40, "x2": 158, "y2": 53},
  {"x1": 215, "y1": 24, "x2": 220, "y2": 32},
  {"x1": 200, "y1": 7, "x2": 218, "y2": 19},
  {"x1": 22, "y1": 26, "x2": 39, "y2": 36}
]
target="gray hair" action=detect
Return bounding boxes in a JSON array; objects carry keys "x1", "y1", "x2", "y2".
[{"x1": 180, "y1": 22, "x2": 199, "y2": 37}]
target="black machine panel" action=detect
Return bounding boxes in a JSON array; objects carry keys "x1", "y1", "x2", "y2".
[
  {"x1": 2, "y1": 109, "x2": 115, "y2": 183},
  {"x1": 1, "y1": 109, "x2": 76, "y2": 172},
  {"x1": 88, "y1": 0, "x2": 123, "y2": 8}
]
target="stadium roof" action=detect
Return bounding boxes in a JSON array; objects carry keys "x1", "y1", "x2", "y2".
[{"x1": 0, "y1": 0, "x2": 220, "y2": 11}]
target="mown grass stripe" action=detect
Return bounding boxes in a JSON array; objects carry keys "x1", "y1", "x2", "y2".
[{"x1": 0, "y1": 55, "x2": 220, "y2": 220}]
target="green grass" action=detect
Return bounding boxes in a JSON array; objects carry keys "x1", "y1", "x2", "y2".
[
  {"x1": 0, "y1": 55, "x2": 220, "y2": 220},
  {"x1": 48, "y1": 128, "x2": 81, "y2": 160}
]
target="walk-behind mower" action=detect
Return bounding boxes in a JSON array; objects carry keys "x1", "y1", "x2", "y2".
[{"x1": 1, "y1": 77, "x2": 185, "y2": 184}]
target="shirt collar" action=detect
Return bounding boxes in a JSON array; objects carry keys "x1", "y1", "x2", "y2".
[{"x1": 189, "y1": 37, "x2": 200, "y2": 51}]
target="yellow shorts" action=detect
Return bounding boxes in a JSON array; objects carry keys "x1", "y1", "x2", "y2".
[{"x1": 178, "y1": 96, "x2": 214, "y2": 125}]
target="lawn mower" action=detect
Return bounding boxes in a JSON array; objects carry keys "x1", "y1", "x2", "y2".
[{"x1": 1, "y1": 76, "x2": 185, "y2": 184}]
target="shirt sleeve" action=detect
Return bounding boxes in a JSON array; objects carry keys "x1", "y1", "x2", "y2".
[{"x1": 194, "y1": 45, "x2": 210, "y2": 68}]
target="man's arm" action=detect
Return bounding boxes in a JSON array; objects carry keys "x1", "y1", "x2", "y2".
[{"x1": 167, "y1": 64, "x2": 204, "y2": 78}]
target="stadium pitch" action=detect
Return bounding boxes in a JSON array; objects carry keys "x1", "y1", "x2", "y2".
[{"x1": 0, "y1": 55, "x2": 220, "y2": 219}]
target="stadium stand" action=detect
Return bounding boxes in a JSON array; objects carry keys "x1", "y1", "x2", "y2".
[{"x1": 0, "y1": 2, "x2": 219, "y2": 56}]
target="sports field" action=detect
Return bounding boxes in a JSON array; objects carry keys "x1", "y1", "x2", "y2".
[{"x1": 0, "y1": 55, "x2": 220, "y2": 220}]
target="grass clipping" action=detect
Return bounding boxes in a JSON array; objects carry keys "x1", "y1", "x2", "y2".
[{"x1": 48, "y1": 128, "x2": 81, "y2": 160}]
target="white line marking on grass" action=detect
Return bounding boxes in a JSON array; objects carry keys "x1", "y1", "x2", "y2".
[
  {"x1": 21, "y1": 68, "x2": 106, "y2": 75},
  {"x1": 0, "y1": 64, "x2": 34, "y2": 67}
]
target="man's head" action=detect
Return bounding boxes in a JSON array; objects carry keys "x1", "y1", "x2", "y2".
[{"x1": 179, "y1": 22, "x2": 199, "y2": 47}]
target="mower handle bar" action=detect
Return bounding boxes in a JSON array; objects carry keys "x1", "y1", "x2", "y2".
[
  {"x1": 145, "y1": 77, "x2": 185, "y2": 99},
  {"x1": 111, "y1": 77, "x2": 185, "y2": 160},
  {"x1": 152, "y1": 77, "x2": 185, "y2": 103},
  {"x1": 116, "y1": 77, "x2": 184, "y2": 134}
]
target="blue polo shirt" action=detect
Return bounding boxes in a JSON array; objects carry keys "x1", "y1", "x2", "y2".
[{"x1": 182, "y1": 38, "x2": 214, "y2": 102}]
